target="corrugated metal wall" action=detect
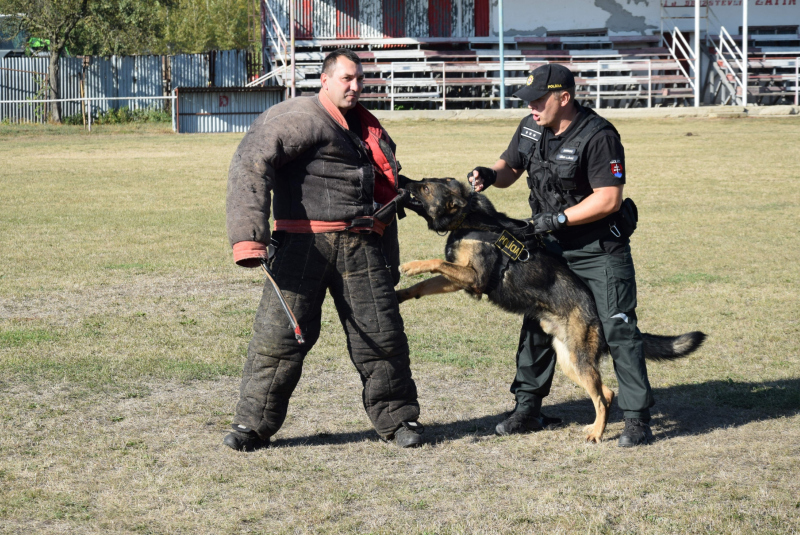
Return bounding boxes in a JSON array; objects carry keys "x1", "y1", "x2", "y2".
[
  {"x1": 0, "y1": 56, "x2": 48, "y2": 123},
  {"x1": 360, "y1": 0, "x2": 382, "y2": 38},
  {"x1": 214, "y1": 50, "x2": 248, "y2": 87},
  {"x1": 337, "y1": 0, "x2": 359, "y2": 38},
  {"x1": 171, "y1": 54, "x2": 210, "y2": 88},
  {"x1": 428, "y1": 0, "x2": 451, "y2": 37},
  {"x1": 270, "y1": 0, "x2": 484, "y2": 40},
  {"x1": 1, "y1": 51, "x2": 248, "y2": 123},
  {"x1": 382, "y1": 0, "x2": 404, "y2": 37},
  {"x1": 474, "y1": 0, "x2": 489, "y2": 37},
  {"x1": 176, "y1": 88, "x2": 284, "y2": 133},
  {"x1": 405, "y1": 0, "x2": 428, "y2": 38},
  {"x1": 297, "y1": 0, "x2": 315, "y2": 39}
]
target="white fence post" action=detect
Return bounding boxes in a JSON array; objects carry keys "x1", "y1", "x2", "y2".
[
  {"x1": 442, "y1": 62, "x2": 446, "y2": 111},
  {"x1": 795, "y1": 57, "x2": 799, "y2": 107},
  {"x1": 596, "y1": 64, "x2": 601, "y2": 109},
  {"x1": 390, "y1": 63, "x2": 395, "y2": 111},
  {"x1": 648, "y1": 59, "x2": 652, "y2": 109}
]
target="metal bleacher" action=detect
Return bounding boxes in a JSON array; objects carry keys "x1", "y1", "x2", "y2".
[
  {"x1": 705, "y1": 25, "x2": 800, "y2": 106},
  {"x1": 256, "y1": 32, "x2": 697, "y2": 110},
  {"x1": 251, "y1": 0, "x2": 800, "y2": 109}
]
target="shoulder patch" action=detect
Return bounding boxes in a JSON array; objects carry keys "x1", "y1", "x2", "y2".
[{"x1": 610, "y1": 160, "x2": 624, "y2": 178}]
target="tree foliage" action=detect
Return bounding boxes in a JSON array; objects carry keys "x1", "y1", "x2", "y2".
[
  {"x1": 158, "y1": 0, "x2": 254, "y2": 54},
  {"x1": 0, "y1": 0, "x2": 255, "y2": 122},
  {"x1": 0, "y1": 0, "x2": 174, "y2": 122}
]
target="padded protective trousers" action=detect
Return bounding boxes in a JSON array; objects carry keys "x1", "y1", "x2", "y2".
[
  {"x1": 233, "y1": 230, "x2": 420, "y2": 440},
  {"x1": 512, "y1": 236, "x2": 655, "y2": 421}
]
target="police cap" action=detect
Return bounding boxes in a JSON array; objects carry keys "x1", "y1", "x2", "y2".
[{"x1": 513, "y1": 64, "x2": 576, "y2": 102}]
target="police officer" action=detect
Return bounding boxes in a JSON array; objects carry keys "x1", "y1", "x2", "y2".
[{"x1": 468, "y1": 63, "x2": 653, "y2": 447}]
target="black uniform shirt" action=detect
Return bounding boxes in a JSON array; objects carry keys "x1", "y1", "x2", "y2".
[{"x1": 500, "y1": 106, "x2": 626, "y2": 190}]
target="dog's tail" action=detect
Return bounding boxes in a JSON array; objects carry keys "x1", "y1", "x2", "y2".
[{"x1": 642, "y1": 331, "x2": 707, "y2": 362}]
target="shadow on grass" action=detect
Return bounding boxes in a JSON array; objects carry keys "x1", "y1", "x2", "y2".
[{"x1": 273, "y1": 378, "x2": 800, "y2": 447}]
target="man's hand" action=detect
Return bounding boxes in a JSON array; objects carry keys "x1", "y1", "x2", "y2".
[
  {"x1": 532, "y1": 212, "x2": 567, "y2": 234},
  {"x1": 467, "y1": 167, "x2": 497, "y2": 192}
]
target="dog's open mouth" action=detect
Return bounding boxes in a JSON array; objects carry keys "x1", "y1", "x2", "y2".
[{"x1": 402, "y1": 191, "x2": 425, "y2": 214}]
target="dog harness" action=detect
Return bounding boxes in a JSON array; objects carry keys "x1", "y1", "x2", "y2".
[{"x1": 452, "y1": 226, "x2": 542, "y2": 294}]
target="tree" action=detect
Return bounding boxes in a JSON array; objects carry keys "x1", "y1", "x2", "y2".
[
  {"x1": 158, "y1": 0, "x2": 252, "y2": 54},
  {"x1": 0, "y1": 0, "x2": 172, "y2": 123}
]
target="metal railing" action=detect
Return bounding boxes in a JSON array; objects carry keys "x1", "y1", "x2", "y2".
[
  {"x1": 389, "y1": 62, "x2": 446, "y2": 110},
  {"x1": 588, "y1": 60, "x2": 655, "y2": 109},
  {"x1": 715, "y1": 26, "x2": 746, "y2": 105},
  {"x1": 247, "y1": 65, "x2": 286, "y2": 87},
  {"x1": 796, "y1": 57, "x2": 800, "y2": 106},
  {"x1": 0, "y1": 94, "x2": 177, "y2": 131},
  {"x1": 668, "y1": 27, "x2": 697, "y2": 92},
  {"x1": 257, "y1": 0, "x2": 290, "y2": 85}
]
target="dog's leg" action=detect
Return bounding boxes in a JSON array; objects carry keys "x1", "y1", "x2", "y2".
[
  {"x1": 396, "y1": 275, "x2": 463, "y2": 303},
  {"x1": 401, "y1": 259, "x2": 480, "y2": 290},
  {"x1": 551, "y1": 335, "x2": 611, "y2": 444}
]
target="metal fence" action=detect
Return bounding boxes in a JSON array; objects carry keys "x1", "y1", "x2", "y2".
[
  {"x1": 0, "y1": 50, "x2": 249, "y2": 123},
  {"x1": 175, "y1": 87, "x2": 283, "y2": 133}
]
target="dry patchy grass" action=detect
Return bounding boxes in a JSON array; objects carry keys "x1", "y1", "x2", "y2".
[{"x1": 0, "y1": 117, "x2": 799, "y2": 534}]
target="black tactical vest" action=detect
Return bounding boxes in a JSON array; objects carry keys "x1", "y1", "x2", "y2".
[{"x1": 518, "y1": 108, "x2": 617, "y2": 217}]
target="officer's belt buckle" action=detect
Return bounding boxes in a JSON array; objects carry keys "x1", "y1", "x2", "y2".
[
  {"x1": 610, "y1": 223, "x2": 621, "y2": 238},
  {"x1": 348, "y1": 217, "x2": 375, "y2": 234},
  {"x1": 494, "y1": 230, "x2": 528, "y2": 261}
]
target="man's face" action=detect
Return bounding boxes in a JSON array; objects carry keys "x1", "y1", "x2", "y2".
[
  {"x1": 321, "y1": 57, "x2": 364, "y2": 112},
  {"x1": 527, "y1": 91, "x2": 565, "y2": 129}
]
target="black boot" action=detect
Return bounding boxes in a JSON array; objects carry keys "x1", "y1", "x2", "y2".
[
  {"x1": 495, "y1": 397, "x2": 562, "y2": 436},
  {"x1": 392, "y1": 421, "x2": 425, "y2": 448},
  {"x1": 495, "y1": 410, "x2": 544, "y2": 436},
  {"x1": 617, "y1": 418, "x2": 653, "y2": 447},
  {"x1": 223, "y1": 424, "x2": 269, "y2": 452}
]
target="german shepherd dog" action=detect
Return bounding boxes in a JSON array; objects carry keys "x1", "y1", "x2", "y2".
[{"x1": 397, "y1": 177, "x2": 706, "y2": 443}]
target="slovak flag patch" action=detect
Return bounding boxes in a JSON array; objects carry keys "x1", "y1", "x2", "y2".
[{"x1": 610, "y1": 160, "x2": 623, "y2": 178}]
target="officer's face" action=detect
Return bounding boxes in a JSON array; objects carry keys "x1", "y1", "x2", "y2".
[
  {"x1": 321, "y1": 58, "x2": 364, "y2": 113},
  {"x1": 527, "y1": 91, "x2": 562, "y2": 128},
  {"x1": 528, "y1": 91, "x2": 572, "y2": 129}
]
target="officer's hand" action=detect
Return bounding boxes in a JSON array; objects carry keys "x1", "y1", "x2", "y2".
[
  {"x1": 532, "y1": 212, "x2": 566, "y2": 234},
  {"x1": 467, "y1": 167, "x2": 497, "y2": 192}
]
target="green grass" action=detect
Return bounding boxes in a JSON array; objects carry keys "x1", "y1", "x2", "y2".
[{"x1": 1, "y1": 117, "x2": 799, "y2": 534}]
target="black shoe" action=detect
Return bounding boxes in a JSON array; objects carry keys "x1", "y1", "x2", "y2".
[
  {"x1": 495, "y1": 410, "x2": 545, "y2": 436},
  {"x1": 393, "y1": 421, "x2": 424, "y2": 448},
  {"x1": 618, "y1": 418, "x2": 653, "y2": 447},
  {"x1": 223, "y1": 424, "x2": 269, "y2": 451}
]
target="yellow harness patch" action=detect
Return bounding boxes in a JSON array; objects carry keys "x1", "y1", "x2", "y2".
[{"x1": 494, "y1": 230, "x2": 526, "y2": 261}]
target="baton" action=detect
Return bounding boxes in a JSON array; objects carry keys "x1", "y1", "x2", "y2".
[{"x1": 260, "y1": 258, "x2": 305, "y2": 345}]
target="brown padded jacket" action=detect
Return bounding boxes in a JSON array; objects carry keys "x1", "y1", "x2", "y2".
[{"x1": 226, "y1": 95, "x2": 399, "y2": 258}]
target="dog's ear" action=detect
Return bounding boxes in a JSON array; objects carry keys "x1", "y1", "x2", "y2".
[{"x1": 447, "y1": 196, "x2": 468, "y2": 212}]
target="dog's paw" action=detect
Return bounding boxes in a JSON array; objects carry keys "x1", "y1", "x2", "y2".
[
  {"x1": 400, "y1": 261, "x2": 427, "y2": 276},
  {"x1": 395, "y1": 289, "x2": 411, "y2": 303},
  {"x1": 583, "y1": 424, "x2": 603, "y2": 444}
]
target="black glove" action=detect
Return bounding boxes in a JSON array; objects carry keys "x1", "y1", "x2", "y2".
[
  {"x1": 532, "y1": 212, "x2": 567, "y2": 234},
  {"x1": 467, "y1": 167, "x2": 497, "y2": 190}
]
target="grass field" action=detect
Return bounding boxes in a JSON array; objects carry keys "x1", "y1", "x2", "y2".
[{"x1": 1, "y1": 116, "x2": 799, "y2": 534}]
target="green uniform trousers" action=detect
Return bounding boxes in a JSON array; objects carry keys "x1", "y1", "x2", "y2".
[{"x1": 512, "y1": 235, "x2": 654, "y2": 421}]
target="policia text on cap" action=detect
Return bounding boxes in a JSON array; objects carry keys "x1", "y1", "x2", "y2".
[{"x1": 468, "y1": 63, "x2": 655, "y2": 447}]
